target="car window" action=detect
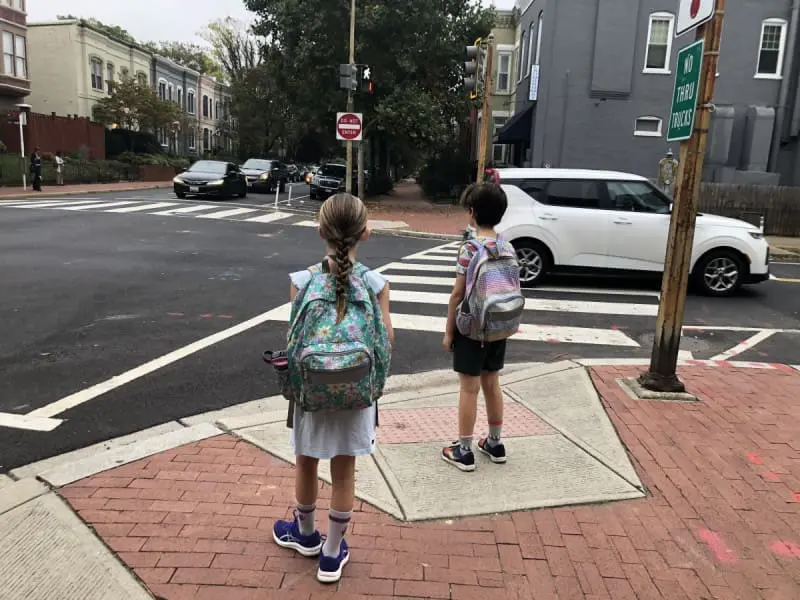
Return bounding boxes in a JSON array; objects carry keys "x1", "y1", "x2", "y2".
[
  {"x1": 320, "y1": 164, "x2": 346, "y2": 178},
  {"x1": 544, "y1": 180, "x2": 602, "y2": 209},
  {"x1": 606, "y1": 181, "x2": 670, "y2": 214},
  {"x1": 501, "y1": 179, "x2": 547, "y2": 201},
  {"x1": 189, "y1": 161, "x2": 226, "y2": 174},
  {"x1": 242, "y1": 159, "x2": 272, "y2": 170}
]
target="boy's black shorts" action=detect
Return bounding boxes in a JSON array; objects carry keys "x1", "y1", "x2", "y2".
[{"x1": 452, "y1": 330, "x2": 507, "y2": 376}]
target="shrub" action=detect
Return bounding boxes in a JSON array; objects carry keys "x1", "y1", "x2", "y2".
[
  {"x1": 366, "y1": 171, "x2": 393, "y2": 197},
  {"x1": 418, "y1": 150, "x2": 472, "y2": 201}
]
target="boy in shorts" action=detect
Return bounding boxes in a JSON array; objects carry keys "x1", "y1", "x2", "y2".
[{"x1": 442, "y1": 183, "x2": 511, "y2": 472}]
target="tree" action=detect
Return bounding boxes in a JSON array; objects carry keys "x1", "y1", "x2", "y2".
[
  {"x1": 201, "y1": 18, "x2": 261, "y2": 83},
  {"x1": 57, "y1": 15, "x2": 138, "y2": 45},
  {"x1": 243, "y1": 0, "x2": 494, "y2": 172},
  {"x1": 92, "y1": 76, "x2": 182, "y2": 134},
  {"x1": 141, "y1": 41, "x2": 223, "y2": 79}
]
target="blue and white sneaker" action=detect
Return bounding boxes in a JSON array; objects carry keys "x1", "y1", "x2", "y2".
[
  {"x1": 272, "y1": 515, "x2": 323, "y2": 557},
  {"x1": 317, "y1": 539, "x2": 350, "y2": 583}
]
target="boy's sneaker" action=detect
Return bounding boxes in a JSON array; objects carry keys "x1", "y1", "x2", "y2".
[
  {"x1": 442, "y1": 443, "x2": 476, "y2": 472},
  {"x1": 478, "y1": 438, "x2": 507, "y2": 463},
  {"x1": 317, "y1": 539, "x2": 350, "y2": 583},
  {"x1": 272, "y1": 515, "x2": 323, "y2": 557}
]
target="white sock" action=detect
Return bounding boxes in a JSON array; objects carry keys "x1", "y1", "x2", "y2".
[
  {"x1": 296, "y1": 502, "x2": 316, "y2": 536},
  {"x1": 322, "y1": 509, "x2": 351, "y2": 557}
]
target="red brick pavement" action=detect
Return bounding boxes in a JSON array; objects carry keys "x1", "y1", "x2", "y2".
[{"x1": 60, "y1": 365, "x2": 800, "y2": 599}]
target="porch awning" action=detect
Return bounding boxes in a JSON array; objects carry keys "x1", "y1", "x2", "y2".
[{"x1": 493, "y1": 105, "x2": 534, "y2": 144}]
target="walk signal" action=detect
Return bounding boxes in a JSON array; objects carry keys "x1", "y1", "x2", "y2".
[{"x1": 360, "y1": 65, "x2": 374, "y2": 94}]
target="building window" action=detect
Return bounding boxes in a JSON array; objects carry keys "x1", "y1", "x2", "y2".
[
  {"x1": 120, "y1": 66, "x2": 129, "y2": 79},
  {"x1": 158, "y1": 80, "x2": 167, "y2": 100},
  {"x1": 188, "y1": 129, "x2": 196, "y2": 150},
  {"x1": 203, "y1": 127, "x2": 210, "y2": 151},
  {"x1": 2, "y1": 32, "x2": 13, "y2": 76},
  {"x1": 202, "y1": 95, "x2": 209, "y2": 117},
  {"x1": 187, "y1": 90, "x2": 195, "y2": 114},
  {"x1": 496, "y1": 52, "x2": 511, "y2": 93},
  {"x1": 517, "y1": 30, "x2": 527, "y2": 83},
  {"x1": 168, "y1": 83, "x2": 173, "y2": 102},
  {"x1": 527, "y1": 21, "x2": 535, "y2": 72},
  {"x1": 534, "y1": 11, "x2": 543, "y2": 65},
  {"x1": 90, "y1": 58, "x2": 103, "y2": 89},
  {"x1": 215, "y1": 100, "x2": 220, "y2": 120},
  {"x1": 137, "y1": 72, "x2": 146, "y2": 86},
  {"x1": 178, "y1": 87, "x2": 183, "y2": 107},
  {"x1": 492, "y1": 115, "x2": 509, "y2": 164},
  {"x1": 633, "y1": 116, "x2": 663, "y2": 137},
  {"x1": 106, "y1": 62, "x2": 114, "y2": 94},
  {"x1": 756, "y1": 18, "x2": 788, "y2": 78},
  {"x1": 644, "y1": 12, "x2": 675, "y2": 73}
]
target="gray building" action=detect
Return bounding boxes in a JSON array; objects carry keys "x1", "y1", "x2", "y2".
[
  {"x1": 497, "y1": 0, "x2": 800, "y2": 186},
  {"x1": 150, "y1": 55, "x2": 200, "y2": 155}
]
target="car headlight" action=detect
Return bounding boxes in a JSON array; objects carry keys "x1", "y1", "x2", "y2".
[
  {"x1": 173, "y1": 176, "x2": 184, "y2": 184},
  {"x1": 208, "y1": 179, "x2": 224, "y2": 186},
  {"x1": 748, "y1": 232, "x2": 764, "y2": 240},
  {"x1": 259, "y1": 172, "x2": 269, "y2": 180}
]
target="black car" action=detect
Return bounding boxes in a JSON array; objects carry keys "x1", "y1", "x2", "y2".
[
  {"x1": 240, "y1": 158, "x2": 289, "y2": 193},
  {"x1": 173, "y1": 160, "x2": 247, "y2": 200}
]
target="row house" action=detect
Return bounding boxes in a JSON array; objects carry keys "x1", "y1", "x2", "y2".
[
  {"x1": 197, "y1": 74, "x2": 232, "y2": 156},
  {"x1": 26, "y1": 18, "x2": 232, "y2": 156},
  {"x1": 495, "y1": 0, "x2": 800, "y2": 186},
  {"x1": 0, "y1": 0, "x2": 29, "y2": 111}
]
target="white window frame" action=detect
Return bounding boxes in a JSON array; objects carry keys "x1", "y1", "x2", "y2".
[
  {"x1": 188, "y1": 128, "x2": 196, "y2": 150},
  {"x1": 755, "y1": 18, "x2": 788, "y2": 79},
  {"x1": 633, "y1": 116, "x2": 663, "y2": 137},
  {"x1": 157, "y1": 78, "x2": 167, "y2": 100},
  {"x1": 517, "y1": 30, "x2": 527, "y2": 83},
  {"x1": 187, "y1": 89, "x2": 196, "y2": 114},
  {"x1": 136, "y1": 71, "x2": 147, "y2": 86},
  {"x1": 527, "y1": 21, "x2": 535, "y2": 71},
  {"x1": 643, "y1": 12, "x2": 675, "y2": 74},
  {"x1": 168, "y1": 82, "x2": 174, "y2": 102},
  {"x1": 495, "y1": 48, "x2": 513, "y2": 93},
  {"x1": 491, "y1": 111, "x2": 511, "y2": 164},
  {"x1": 534, "y1": 11, "x2": 543, "y2": 66},
  {"x1": 177, "y1": 87, "x2": 183, "y2": 107},
  {"x1": 90, "y1": 58, "x2": 103, "y2": 90}
]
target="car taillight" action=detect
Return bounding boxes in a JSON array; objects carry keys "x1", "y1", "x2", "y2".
[{"x1": 484, "y1": 168, "x2": 500, "y2": 184}]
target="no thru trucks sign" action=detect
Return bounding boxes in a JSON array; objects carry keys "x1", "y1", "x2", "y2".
[{"x1": 667, "y1": 39, "x2": 704, "y2": 142}]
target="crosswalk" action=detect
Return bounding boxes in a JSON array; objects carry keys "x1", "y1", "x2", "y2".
[
  {"x1": 264, "y1": 240, "x2": 664, "y2": 351},
  {"x1": 0, "y1": 197, "x2": 308, "y2": 227}
]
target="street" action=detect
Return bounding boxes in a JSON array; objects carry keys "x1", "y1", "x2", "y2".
[{"x1": 0, "y1": 188, "x2": 798, "y2": 470}]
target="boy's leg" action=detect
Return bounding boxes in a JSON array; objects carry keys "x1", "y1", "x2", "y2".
[
  {"x1": 318, "y1": 455, "x2": 355, "y2": 583},
  {"x1": 273, "y1": 454, "x2": 322, "y2": 556},
  {"x1": 443, "y1": 332, "x2": 484, "y2": 471},
  {"x1": 477, "y1": 341, "x2": 508, "y2": 463}
]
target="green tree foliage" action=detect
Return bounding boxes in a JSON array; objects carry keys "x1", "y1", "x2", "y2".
[
  {"x1": 243, "y1": 0, "x2": 494, "y2": 166},
  {"x1": 56, "y1": 15, "x2": 138, "y2": 45},
  {"x1": 92, "y1": 76, "x2": 182, "y2": 134}
]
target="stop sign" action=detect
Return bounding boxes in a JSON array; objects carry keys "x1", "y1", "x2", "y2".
[{"x1": 336, "y1": 112, "x2": 363, "y2": 141}]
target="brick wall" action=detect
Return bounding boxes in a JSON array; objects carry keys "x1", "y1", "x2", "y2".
[{"x1": 0, "y1": 112, "x2": 106, "y2": 159}]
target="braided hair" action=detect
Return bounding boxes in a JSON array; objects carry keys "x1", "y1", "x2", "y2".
[{"x1": 318, "y1": 193, "x2": 369, "y2": 323}]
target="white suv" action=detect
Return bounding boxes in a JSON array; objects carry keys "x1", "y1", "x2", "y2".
[{"x1": 489, "y1": 168, "x2": 770, "y2": 297}]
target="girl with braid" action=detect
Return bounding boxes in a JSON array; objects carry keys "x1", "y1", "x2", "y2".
[{"x1": 272, "y1": 193, "x2": 394, "y2": 583}]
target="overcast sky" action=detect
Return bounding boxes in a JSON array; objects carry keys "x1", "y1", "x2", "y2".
[{"x1": 28, "y1": 0, "x2": 516, "y2": 46}]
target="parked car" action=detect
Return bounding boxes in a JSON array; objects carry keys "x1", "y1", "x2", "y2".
[
  {"x1": 488, "y1": 168, "x2": 770, "y2": 297},
  {"x1": 240, "y1": 158, "x2": 289, "y2": 193},
  {"x1": 173, "y1": 160, "x2": 247, "y2": 200},
  {"x1": 309, "y1": 163, "x2": 369, "y2": 200},
  {"x1": 287, "y1": 164, "x2": 301, "y2": 182}
]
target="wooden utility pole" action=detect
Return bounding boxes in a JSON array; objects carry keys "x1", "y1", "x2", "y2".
[
  {"x1": 345, "y1": 0, "x2": 356, "y2": 193},
  {"x1": 638, "y1": 0, "x2": 725, "y2": 393},
  {"x1": 475, "y1": 34, "x2": 495, "y2": 182}
]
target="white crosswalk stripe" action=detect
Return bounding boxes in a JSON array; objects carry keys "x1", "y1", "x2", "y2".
[{"x1": 197, "y1": 207, "x2": 259, "y2": 219}]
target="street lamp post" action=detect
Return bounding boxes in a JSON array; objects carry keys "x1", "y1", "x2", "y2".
[
  {"x1": 16, "y1": 103, "x2": 31, "y2": 191},
  {"x1": 345, "y1": 0, "x2": 356, "y2": 193}
]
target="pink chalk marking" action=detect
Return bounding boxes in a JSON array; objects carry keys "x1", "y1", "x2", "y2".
[
  {"x1": 770, "y1": 540, "x2": 800, "y2": 558},
  {"x1": 763, "y1": 471, "x2": 780, "y2": 482},
  {"x1": 746, "y1": 452, "x2": 762, "y2": 465},
  {"x1": 791, "y1": 492, "x2": 800, "y2": 502},
  {"x1": 217, "y1": 314, "x2": 234, "y2": 319},
  {"x1": 698, "y1": 529, "x2": 737, "y2": 564},
  {"x1": 199, "y1": 314, "x2": 214, "y2": 319},
  {"x1": 546, "y1": 338, "x2": 559, "y2": 344},
  {"x1": 611, "y1": 325, "x2": 620, "y2": 330},
  {"x1": 166, "y1": 312, "x2": 184, "y2": 317}
]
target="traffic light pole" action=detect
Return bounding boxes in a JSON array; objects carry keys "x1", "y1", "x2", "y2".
[
  {"x1": 638, "y1": 0, "x2": 725, "y2": 393},
  {"x1": 345, "y1": 0, "x2": 356, "y2": 194},
  {"x1": 475, "y1": 34, "x2": 495, "y2": 183}
]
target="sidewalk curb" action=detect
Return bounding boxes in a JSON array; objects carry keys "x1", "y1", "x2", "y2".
[
  {"x1": 373, "y1": 227, "x2": 462, "y2": 241},
  {"x1": 0, "y1": 183, "x2": 171, "y2": 200}
]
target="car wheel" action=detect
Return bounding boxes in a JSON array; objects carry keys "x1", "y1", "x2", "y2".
[
  {"x1": 693, "y1": 249, "x2": 745, "y2": 297},
  {"x1": 512, "y1": 239, "x2": 551, "y2": 287},
  {"x1": 176, "y1": 191, "x2": 186, "y2": 199}
]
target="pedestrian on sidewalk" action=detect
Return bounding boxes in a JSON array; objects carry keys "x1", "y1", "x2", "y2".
[
  {"x1": 30, "y1": 147, "x2": 42, "y2": 191},
  {"x1": 442, "y1": 183, "x2": 524, "y2": 471},
  {"x1": 55, "y1": 151, "x2": 64, "y2": 186},
  {"x1": 272, "y1": 193, "x2": 394, "y2": 584}
]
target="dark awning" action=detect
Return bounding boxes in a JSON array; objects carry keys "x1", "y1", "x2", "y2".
[{"x1": 493, "y1": 105, "x2": 534, "y2": 144}]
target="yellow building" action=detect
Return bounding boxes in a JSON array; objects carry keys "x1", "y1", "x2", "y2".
[{"x1": 26, "y1": 19, "x2": 151, "y2": 118}]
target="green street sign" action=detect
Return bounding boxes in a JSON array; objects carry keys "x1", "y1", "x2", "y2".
[{"x1": 667, "y1": 39, "x2": 704, "y2": 142}]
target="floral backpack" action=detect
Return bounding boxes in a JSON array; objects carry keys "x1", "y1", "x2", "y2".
[{"x1": 285, "y1": 261, "x2": 391, "y2": 412}]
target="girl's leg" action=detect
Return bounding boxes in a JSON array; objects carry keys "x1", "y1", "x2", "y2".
[
  {"x1": 323, "y1": 454, "x2": 356, "y2": 557},
  {"x1": 295, "y1": 455, "x2": 319, "y2": 535}
]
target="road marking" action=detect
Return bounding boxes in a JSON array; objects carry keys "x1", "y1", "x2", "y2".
[
  {"x1": 774, "y1": 277, "x2": 800, "y2": 283},
  {"x1": 244, "y1": 211, "x2": 294, "y2": 223},
  {"x1": 28, "y1": 304, "x2": 288, "y2": 419},
  {"x1": 382, "y1": 262, "x2": 456, "y2": 273},
  {"x1": 384, "y1": 274, "x2": 459, "y2": 286},
  {"x1": 152, "y1": 204, "x2": 219, "y2": 215},
  {"x1": 60, "y1": 201, "x2": 139, "y2": 210},
  {"x1": 4, "y1": 200, "x2": 104, "y2": 208},
  {"x1": 710, "y1": 329, "x2": 778, "y2": 361},
  {"x1": 263, "y1": 304, "x2": 639, "y2": 346},
  {"x1": 197, "y1": 207, "x2": 259, "y2": 219},
  {"x1": 294, "y1": 220, "x2": 317, "y2": 227},
  {"x1": 390, "y1": 289, "x2": 659, "y2": 316},
  {"x1": 0, "y1": 412, "x2": 63, "y2": 431},
  {"x1": 683, "y1": 325, "x2": 800, "y2": 333},
  {"x1": 0, "y1": 197, "x2": 97, "y2": 203},
  {"x1": 106, "y1": 202, "x2": 178, "y2": 213}
]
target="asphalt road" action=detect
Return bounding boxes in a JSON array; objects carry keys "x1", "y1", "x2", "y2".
[{"x1": 0, "y1": 188, "x2": 798, "y2": 470}]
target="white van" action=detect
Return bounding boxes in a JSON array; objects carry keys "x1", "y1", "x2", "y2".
[{"x1": 485, "y1": 168, "x2": 770, "y2": 297}]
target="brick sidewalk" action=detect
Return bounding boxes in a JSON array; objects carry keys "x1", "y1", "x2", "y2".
[
  {"x1": 59, "y1": 365, "x2": 800, "y2": 599},
  {"x1": 0, "y1": 181, "x2": 171, "y2": 198}
]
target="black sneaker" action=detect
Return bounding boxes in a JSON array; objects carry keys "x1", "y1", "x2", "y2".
[
  {"x1": 442, "y1": 443, "x2": 476, "y2": 472},
  {"x1": 478, "y1": 438, "x2": 507, "y2": 463}
]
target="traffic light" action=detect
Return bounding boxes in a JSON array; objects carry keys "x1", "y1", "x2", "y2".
[
  {"x1": 360, "y1": 65, "x2": 374, "y2": 94},
  {"x1": 464, "y1": 38, "x2": 481, "y2": 99},
  {"x1": 339, "y1": 63, "x2": 358, "y2": 91}
]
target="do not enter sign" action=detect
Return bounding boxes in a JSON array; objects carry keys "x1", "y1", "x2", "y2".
[{"x1": 336, "y1": 112, "x2": 363, "y2": 141}]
